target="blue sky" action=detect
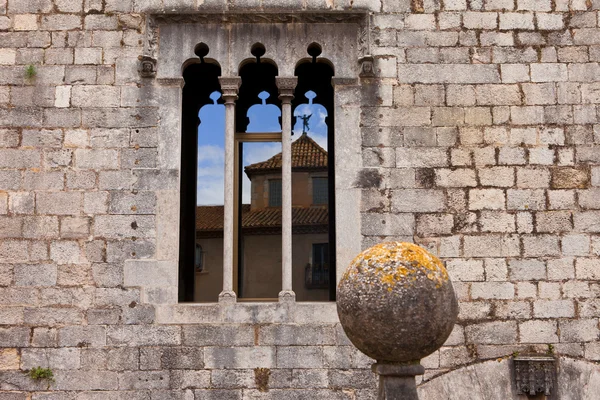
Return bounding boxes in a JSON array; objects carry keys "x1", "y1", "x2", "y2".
[{"x1": 197, "y1": 90, "x2": 328, "y2": 205}]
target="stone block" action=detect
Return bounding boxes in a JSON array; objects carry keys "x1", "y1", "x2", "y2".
[
  {"x1": 507, "y1": 189, "x2": 546, "y2": 210},
  {"x1": 439, "y1": 346, "x2": 474, "y2": 368},
  {"x1": 87, "y1": 308, "x2": 121, "y2": 325},
  {"x1": 91, "y1": 263, "x2": 121, "y2": 287},
  {"x1": 528, "y1": 148, "x2": 554, "y2": 165},
  {"x1": 24, "y1": 307, "x2": 84, "y2": 326},
  {"x1": 446, "y1": 259, "x2": 484, "y2": 281},
  {"x1": 478, "y1": 167, "x2": 515, "y2": 187},
  {"x1": 205, "y1": 347, "x2": 275, "y2": 369},
  {"x1": 575, "y1": 258, "x2": 600, "y2": 279},
  {"x1": 50, "y1": 240, "x2": 83, "y2": 264},
  {"x1": 516, "y1": 167, "x2": 550, "y2": 188},
  {"x1": 75, "y1": 149, "x2": 119, "y2": 170},
  {"x1": 523, "y1": 235, "x2": 560, "y2": 257},
  {"x1": 508, "y1": 259, "x2": 546, "y2": 281},
  {"x1": 210, "y1": 369, "x2": 254, "y2": 389},
  {"x1": 559, "y1": 319, "x2": 599, "y2": 342},
  {"x1": 170, "y1": 370, "x2": 211, "y2": 390},
  {"x1": 519, "y1": 320, "x2": 558, "y2": 343},
  {"x1": 93, "y1": 215, "x2": 155, "y2": 239},
  {"x1": 362, "y1": 147, "x2": 395, "y2": 168},
  {"x1": 536, "y1": 210, "x2": 573, "y2": 233},
  {"x1": 465, "y1": 321, "x2": 518, "y2": 344},
  {"x1": 397, "y1": 64, "x2": 500, "y2": 84},
  {"x1": 0, "y1": 149, "x2": 40, "y2": 168},
  {"x1": 74, "y1": 48, "x2": 103, "y2": 65},
  {"x1": 562, "y1": 280, "x2": 591, "y2": 298},
  {"x1": 479, "y1": 211, "x2": 515, "y2": 232},
  {"x1": 471, "y1": 282, "x2": 515, "y2": 299},
  {"x1": 547, "y1": 258, "x2": 575, "y2": 280},
  {"x1": 72, "y1": 86, "x2": 120, "y2": 108},
  {"x1": 53, "y1": 371, "x2": 119, "y2": 391},
  {"x1": 41, "y1": 15, "x2": 82, "y2": 30},
  {"x1": 390, "y1": 189, "x2": 445, "y2": 212},
  {"x1": 469, "y1": 189, "x2": 505, "y2": 210},
  {"x1": 123, "y1": 260, "x2": 175, "y2": 287},
  {"x1": 530, "y1": 63, "x2": 568, "y2": 82},
  {"x1": 476, "y1": 146, "x2": 502, "y2": 166},
  {"x1": 276, "y1": 347, "x2": 323, "y2": 369},
  {"x1": 498, "y1": 147, "x2": 527, "y2": 165},
  {"x1": 122, "y1": 303, "x2": 155, "y2": 324},
  {"x1": 416, "y1": 213, "x2": 454, "y2": 235},
  {"x1": 14, "y1": 263, "x2": 57, "y2": 286},
  {"x1": 463, "y1": 12, "x2": 498, "y2": 29},
  {"x1": 0, "y1": 348, "x2": 20, "y2": 370},
  {"x1": 182, "y1": 324, "x2": 254, "y2": 347},
  {"x1": 495, "y1": 301, "x2": 531, "y2": 319},
  {"x1": 574, "y1": 211, "x2": 600, "y2": 232},
  {"x1": 106, "y1": 325, "x2": 180, "y2": 346},
  {"x1": 534, "y1": 300, "x2": 575, "y2": 318},
  {"x1": 361, "y1": 213, "x2": 415, "y2": 236}
]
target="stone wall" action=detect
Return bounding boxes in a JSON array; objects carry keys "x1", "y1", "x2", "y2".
[{"x1": 0, "y1": 0, "x2": 599, "y2": 398}]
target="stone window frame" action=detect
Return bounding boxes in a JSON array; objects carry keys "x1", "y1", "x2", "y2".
[{"x1": 124, "y1": 12, "x2": 371, "y2": 323}]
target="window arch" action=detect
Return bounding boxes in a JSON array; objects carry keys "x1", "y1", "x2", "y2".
[
  {"x1": 178, "y1": 41, "x2": 338, "y2": 303},
  {"x1": 292, "y1": 48, "x2": 335, "y2": 301},
  {"x1": 179, "y1": 50, "x2": 222, "y2": 302}
]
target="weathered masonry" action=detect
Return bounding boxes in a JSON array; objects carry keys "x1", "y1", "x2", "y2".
[{"x1": 1, "y1": 0, "x2": 600, "y2": 398}]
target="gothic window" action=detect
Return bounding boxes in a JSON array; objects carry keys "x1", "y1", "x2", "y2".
[{"x1": 179, "y1": 41, "x2": 336, "y2": 303}]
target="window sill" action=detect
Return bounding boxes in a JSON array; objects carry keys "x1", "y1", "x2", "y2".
[{"x1": 156, "y1": 301, "x2": 339, "y2": 324}]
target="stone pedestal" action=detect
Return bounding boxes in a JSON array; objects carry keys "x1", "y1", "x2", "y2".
[
  {"x1": 337, "y1": 242, "x2": 459, "y2": 400},
  {"x1": 373, "y1": 363, "x2": 425, "y2": 400}
]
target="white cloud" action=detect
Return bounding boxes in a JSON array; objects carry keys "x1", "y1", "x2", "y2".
[
  {"x1": 198, "y1": 144, "x2": 224, "y2": 163},
  {"x1": 197, "y1": 179, "x2": 225, "y2": 205},
  {"x1": 197, "y1": 145, "x2": 225, "y2": 205}
]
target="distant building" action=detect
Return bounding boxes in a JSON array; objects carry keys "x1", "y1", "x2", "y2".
[{"x1": 195, "y1": 133, "x2": 331, "y2": 301}]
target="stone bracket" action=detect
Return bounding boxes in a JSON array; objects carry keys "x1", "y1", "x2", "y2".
[
  {"x1": 139, "y1": 55, "x2": 157, "y2": 78},
  {"x1": 359, "y1": 55, "x2": 374, "y2": 78},
  {"x1": 513, "y1": 356, "x2": 556, "y2": 396}
]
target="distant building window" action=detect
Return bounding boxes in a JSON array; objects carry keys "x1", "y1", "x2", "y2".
[
  {"x1": 195, "y1": 243, "x2": 204, "y2": 272},
  {"x1": 269, "y1": 179, "x2": 282, "y2": 207},
  {"x1": 305, "y1": 243, "x2": 329, "y2": 289},
  {"x1": 313, "y1": 177, "x2": 328, "y2": 205}
]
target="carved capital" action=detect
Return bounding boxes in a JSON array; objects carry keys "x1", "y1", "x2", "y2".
[
  {"x1": 219, "y1": 77, "x2": 242, "y2": 103},
  {"x1": 359, "y1": 55, "x2": 375, "y2": 78},
  {"x1": 138, "y1": 55, "x2": 157, "y2": 78},
  {"x1": 276, "y1": 77, "x2": 298, "y2": 103}
]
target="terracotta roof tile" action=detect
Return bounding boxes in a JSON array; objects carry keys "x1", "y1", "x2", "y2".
[
  {"x1": 196, "y1": 205, "x2": 328, "y2": 231},
  {"x1": 245, "y1": 133, "x2": 327, "y2": 175}
]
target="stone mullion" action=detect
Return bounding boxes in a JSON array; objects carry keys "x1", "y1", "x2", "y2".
[
  {"x1": 218, "y1": 76, "x2": 241, "y2": 303},
  {"x1": 277, "y1": 77, "x2": 298, "y2": 302}
]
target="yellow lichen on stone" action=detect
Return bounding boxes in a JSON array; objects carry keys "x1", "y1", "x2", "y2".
[{"x1": 342, "y1": 242, "x2": 449, "y2": 290}]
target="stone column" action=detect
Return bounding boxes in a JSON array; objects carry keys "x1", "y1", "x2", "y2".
[
  {"x1": 276, "y1": 77, "x2": 298, "y2": 302},
  {"x1": 218, "y1": 77, "x2": 241, "y2": 303}
]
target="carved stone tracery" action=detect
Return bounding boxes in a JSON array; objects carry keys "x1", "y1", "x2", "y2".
[
  {"x1": 513, "y1": 356, "x2": 556, "y2": 396},
  {"x1": 142, "y1": 12, "x2": 370, "y2": 79}
]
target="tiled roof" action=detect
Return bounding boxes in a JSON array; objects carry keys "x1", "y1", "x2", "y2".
[
  {"x1": 245, "y1": 133, "x2": 327, "y2": 176},
  {"x1": 196, "y1": 205, "x2": 328, "y2": 232}
]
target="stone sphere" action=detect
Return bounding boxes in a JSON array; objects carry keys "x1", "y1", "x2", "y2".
[{"x1": 337, "y1": 242, "x2": 458, "y2": 363}]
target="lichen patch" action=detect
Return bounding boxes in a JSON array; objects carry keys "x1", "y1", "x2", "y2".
[{"x1": 342, "y1": 242, "x2": 449, "y2": 290}]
